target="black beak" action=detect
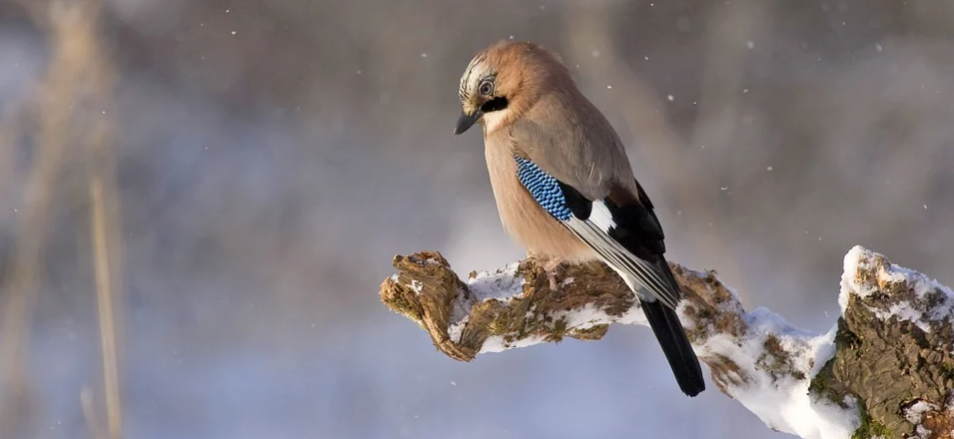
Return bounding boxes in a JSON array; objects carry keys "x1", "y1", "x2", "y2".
[{"x1": 454, "y1": 110, "x2": 482, "y2": 135}]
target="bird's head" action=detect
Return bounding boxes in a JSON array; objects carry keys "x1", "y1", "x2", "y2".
[{"x1": 454, "y1": 41, "x2": 570, "y2": 135}]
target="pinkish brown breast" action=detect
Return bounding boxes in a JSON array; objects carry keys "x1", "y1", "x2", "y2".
[{"x1": 483, "y1": 131, "x2": 595, "y2": 262}]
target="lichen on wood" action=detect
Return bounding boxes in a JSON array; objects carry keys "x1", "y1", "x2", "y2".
[{"x1": 379, "y1": 246, "x2": 954, "y2": 439}]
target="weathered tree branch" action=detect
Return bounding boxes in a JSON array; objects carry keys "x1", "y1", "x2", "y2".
[{"x1": 380, "y1": 247, "x2": 954, "y2": 439}]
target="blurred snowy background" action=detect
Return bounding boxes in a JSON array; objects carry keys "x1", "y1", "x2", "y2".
[{"x1": 0, "y1": 0, "x2": 952, "y2": 438}]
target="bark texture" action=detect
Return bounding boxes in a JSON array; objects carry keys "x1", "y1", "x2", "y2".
[{"x1": 379, "y1": 248, "x2": 954, "y2": 439}]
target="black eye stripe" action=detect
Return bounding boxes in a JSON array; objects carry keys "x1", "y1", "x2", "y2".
[{"x1": 480, "y1": 96, "x2": 508, "y2": 113}]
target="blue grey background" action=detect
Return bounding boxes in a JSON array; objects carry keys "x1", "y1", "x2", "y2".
[{"x1": 1, "y1": 0, "x2": 953, "y2": 438}]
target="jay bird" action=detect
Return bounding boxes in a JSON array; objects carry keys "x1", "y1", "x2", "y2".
[{"x1": 453, "y1": 41, "x2": 705, "y2": 397}]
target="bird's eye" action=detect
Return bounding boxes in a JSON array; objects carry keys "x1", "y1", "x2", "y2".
[{"x1": 479, "y1": 82, "x2": 494, "y2": 96}]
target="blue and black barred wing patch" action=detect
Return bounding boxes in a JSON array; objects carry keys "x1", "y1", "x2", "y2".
[
  {"x1": 512, "y1": 154, "x2": 680, "y2": 309},
  {"x1": 514, "y1": 155, "x2": 574, "y2": 221}
]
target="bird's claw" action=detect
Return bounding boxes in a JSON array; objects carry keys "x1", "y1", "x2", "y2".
[{"x1": 542, "y1": 258, "x2": 564, "y2": 291}]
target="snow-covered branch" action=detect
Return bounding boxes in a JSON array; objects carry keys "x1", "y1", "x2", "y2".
[{"x1": 380, "y1": 246, "x2": 954, "y2": 439}]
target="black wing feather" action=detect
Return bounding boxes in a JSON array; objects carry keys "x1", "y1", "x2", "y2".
[
  {"x1": 526, "y1": 169, "x2": 705, "y2": 396},
  {"x1": 606, "y1": 180, "x2": 705, "y2": 396},
  {"x1": 603, "y1": 198, "x2": 666, "y2": 259}
]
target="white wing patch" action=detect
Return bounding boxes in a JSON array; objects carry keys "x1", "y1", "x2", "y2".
[
  {"x1": 588, "y1": 200, "x2": 617, "y2": 232},
  {"x1": 564, "y1": 201, "x2": 679, "y2": 310}
]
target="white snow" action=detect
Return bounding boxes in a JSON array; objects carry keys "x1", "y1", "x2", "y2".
[
  {"x1": 426, "y1": 245, "x2": 954, "y2": 439},
  {"x1": 476, "y1": 292, "x2": 650, "y2": 354},
  {"x1": 448, "y1": 263, "x2": 525, "y2": 343},
  {"x1": 711, "y1": 245, "x2": 954, "y2": 439},
  {"x1": 548, "y1": 301, "x2": 647, "y2": 331},
  {"x1": 466, "y1": 262, "x2": 524, "y2": 303},
  {"x1": 840, "y1": 245, "x2": 954, "y2": 333},
  {"x1": 462, "y1": 262, "x2": 654, "y2": 353},
  {"x1": 480, "y1": 334, "x2": 547, "y2": 353},
  {"x1": 701, "y1": 311, "x2": 859, "y2": 439},
  {"x1": 904, "y1": 400, "x2": 937, "y2": 424},
  {"x1": 840, "y1": 245, "x2": 888, "y2": 308},
  {"x1": 454, "y1": 259, "x2": 865, "y2": 438},
  {"x1": 878, "y1": 301, "x2": 930, "y2": 332},
  {"x1": 904, "y1": 400, "x2": 940, "y2": 439},
  {"x1": 447, "y1": 315, "x2": 469, "y2": 344}
]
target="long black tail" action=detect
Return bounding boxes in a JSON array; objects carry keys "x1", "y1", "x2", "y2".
[{"x1": 640, "y1": 298, "x2": 705, "y2": 396}]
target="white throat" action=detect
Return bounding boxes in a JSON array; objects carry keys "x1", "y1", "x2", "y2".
[{"x1": 481, "y1": 108, "x2": 510, "y2": 134}]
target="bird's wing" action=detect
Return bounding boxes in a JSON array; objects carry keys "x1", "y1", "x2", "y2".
[
  {"x1": 506, "y1": 95, "x2": 635, "y2": 201},
  {"x1": 512, "y1": 154, "x2": 682, "y2": 309}
]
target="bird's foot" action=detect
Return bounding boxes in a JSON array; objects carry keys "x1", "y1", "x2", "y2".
[
  {"x1": 524, "y1": 253, "x2": 566, "y2": 290},
  {"x1": 542, "y1": 257, "x2": 565, "y2": 291}
]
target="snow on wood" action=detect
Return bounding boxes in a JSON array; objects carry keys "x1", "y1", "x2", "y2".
[{"x1": 380, "y1": 247, "x2": 954, "y2": 439}]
